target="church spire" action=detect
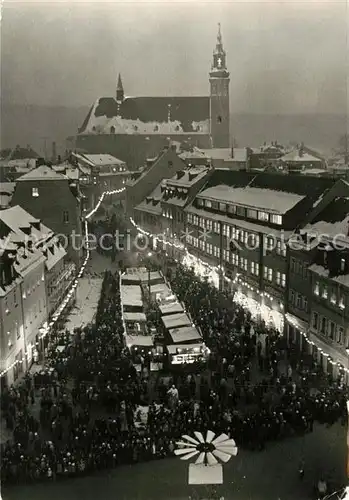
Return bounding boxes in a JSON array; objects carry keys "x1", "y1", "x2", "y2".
[
  {"x1": 116, "y1": 73, "x2": 124, "y2": 102},
  {"x1": 216, "y1": 22, "x2": 222, "y2": 49},
  {"x1": 211, "y1": 23, "x2": 227, "y2": 72}
]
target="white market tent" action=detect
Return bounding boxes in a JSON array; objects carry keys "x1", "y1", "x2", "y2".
[
  {"x1": 167, "y1": 343, "x2": 203, "y2": 354},
  {"x1": 126, "y1": 335, "x2": 154, "y2": 347},
  {"x1": 139, "y1": 270, "x2": 163, "y2": 283},
  {"x1": 169, "y1": 326, "x2": 202, "y2": 344},
  {"x1": 121, "y1": 285, "x2": 143, "y2": 308},
  {"x1": 123, "y1": 312, "x2": 147, "y2": 322},
  {"x1": 125, "y1": 267, "x2": 147, "y2": 275},
  {"x1": 149, "y1": 283, "x2": 172, "y2": 297},
  {"x1": 159, "y1": 301, "x2": 184, "y2": 316},
  {"x1": 162, "y1": 312, "x2": 191, "y2": 330},
  {"x1": 121, "y1": 274, "x2": 141, "y2": 284}
]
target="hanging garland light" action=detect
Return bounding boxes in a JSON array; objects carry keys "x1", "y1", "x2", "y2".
[{"x1": 0, "y1": 187, "x2": 126, "y2": 378}]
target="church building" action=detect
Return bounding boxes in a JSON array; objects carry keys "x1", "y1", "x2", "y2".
[{"x1": 74, "y1": 24, "x2": 230, "y2": 168}]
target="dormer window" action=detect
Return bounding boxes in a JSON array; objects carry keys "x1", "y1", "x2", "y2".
[
  {"x1": 133, "y1": 125, "x2": 138, "y2": 131},
  {"x1": 175, "y1": 125, "x2": 180, "y2": 132},
  {"x1": 154, "y1": 125, "x2": 159, "y2": 132},
  {"x1": 32, "y1": 187, "x2": 39, "y2": 197},
  {"x1": 110, "y1": 126, "x2": 115, "y2": 134}
]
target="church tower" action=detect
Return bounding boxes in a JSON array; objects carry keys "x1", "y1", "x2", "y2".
[{"x1": 209, "y1": 24, "x2": 230, "y2": 148}]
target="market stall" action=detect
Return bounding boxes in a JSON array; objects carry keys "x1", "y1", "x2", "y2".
[
  {"x1": 121, "y1": 285, "x2": 143, "y2": 312},
  {"x1": 166, "y1": 343, "x2": 208, "y2": 365},
  {"x1": 159, "y1": 301, "x2": 184, "y2": 316},
  {"x1": 123, "y1": 312, "x2": 147, "y2": 334},
  {"x1": 162, "y1": 312, "x2": 192, "y2": 330},
  {"x1": 169, "y1": 326, "x2": 202, "y2": 344},
  {"x1": 148, "y1": 282, "x2": 172, "y2": 301}
]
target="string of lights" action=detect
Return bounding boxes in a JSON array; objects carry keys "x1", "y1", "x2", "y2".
[
  {"x1": 0, "y1": 187, "x2": 125, "y2": 378},
  {"x1": 129, "y1": 218, "x2": 349, "y2": 376}
]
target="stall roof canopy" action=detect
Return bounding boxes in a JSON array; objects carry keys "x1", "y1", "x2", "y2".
[
  {"x1": 169, "y1": 326, "x2": 202, "y2": 343},
  {"x1": 124, "y1": 312, "x2": 147, "y2": 322},
  {"x1": 139, "y1": 270, "x2": 163, "y2": 282},
  {"x1": 150, "y1": 283, "x2": 172, "y2": 296},
  {"x1": 159, "y1": 301, "x2": 184, "y2": 315},
  {"x1": 126, "y1": 335, "x2": 154, "y2": 347},
  {"x1": 162, "y1": 312, "x2": 191, "y2": 330},
  {"x1": 167, "y1": 342, "x2": 203, "y2": 354},
  {"x1": 121, "y1": 285, "x2": 143, "y2": 307}
]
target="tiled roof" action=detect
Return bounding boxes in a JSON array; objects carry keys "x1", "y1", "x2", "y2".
[
  {"x1": 79, "y1": 96, "x2": 210, "y2": 134},
  {"x1": 0, "y1": 206, "x2": 52, "y2": 239},
  {"x1": 17, "y1": 165, "x2": 67, "y2": 181},
  {"x1": 301, "y1": 196, "x2": 349, "y2": 244}
]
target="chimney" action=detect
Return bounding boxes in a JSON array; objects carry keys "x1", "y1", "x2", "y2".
[
  {"x1": 52, "y1": 142, "x2": 57, "y2": 163},
  {"x1": 231, "y1": 144, "x2": 234, "y2": 158}
]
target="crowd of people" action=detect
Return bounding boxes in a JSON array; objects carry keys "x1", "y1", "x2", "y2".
[{"x1": 0, "y1": 260, "x2": 347, "y2": 489}]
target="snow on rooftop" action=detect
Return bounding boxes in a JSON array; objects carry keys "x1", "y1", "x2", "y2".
[
  {"x1": 169, "y1": 326, "x2": 201, "y2": 343},
  {"x1": 162, "y1": 312, "x2": 191, "y2": 330},
  {"x1": 301, "y1": 216, "x2": 349, "y2": 242},
  {"x1": 83, "y1": 154, "x2": 125, "y2": 166},
  {"x1": 159, "y1": 301, "x2": 184, "y2": 315},
  {"x1": 0, "y1": 206, "x2": 52, "y2": 242},
  {"x1": 17, "y1": 165, "x2": 67, "y2": 181},
  {"x1": 280, "y1": 150, "x2": 322, "y2": 163},
  {"x1": 200, "y1": 148, "x2": 247, "y2": 162},
  {"x1": 121, "y1": 285, "x2": 143, "y2": 308},
  {"x1": 309, "y1": 264, "x2": 349, "y2": 289},
  {"x1": 82, "y1": 100, "x2": 210, "y2": 135},
  {"x1": 198, "y1": 185, "x2": 305, "y2": 214}
]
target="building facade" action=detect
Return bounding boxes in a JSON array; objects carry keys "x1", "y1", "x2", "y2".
[
  {"x1": 0, "y1": 206, "x2": 74, "y2": 386},
  {"x1": 10, "y1": 165, "x2": 84, "y2": 266}
]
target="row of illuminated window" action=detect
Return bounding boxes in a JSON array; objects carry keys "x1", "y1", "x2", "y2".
[
  {"x1": 264, "y1": 236, "x2": 287, "y2": 256},
  {"x1": 311, "y1": 312, "x2": 346, "y2": 346},
  {"x1": 196, "y1": 199, "x2": 283, "y2": 225},
  {"x1": 162, "y1": 208, "x2": 173, "y2": 219},
  {"x1": 313, "y1": 282, "x2": 345, "y2": 309},
  {"x1": 161, "y1": 208, "x2": 184, "y2": 223},
  {"x1": 289, "y1": 289, "x2": 308, "y2": 312},
  {"x1": 263, "y1": 267, "x2": 286, "y2": 287}
]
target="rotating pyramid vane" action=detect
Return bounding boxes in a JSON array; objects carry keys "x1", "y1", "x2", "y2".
[{"x1": 174, "y1": 430, "x2": 238, "y2": 466}]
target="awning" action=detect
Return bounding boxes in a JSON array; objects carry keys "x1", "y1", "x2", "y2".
[
  {"x1": 121, "y1": 285, "x2": 143, "y2": 307},
  {"x1": 126, "y1": 335, "x2": 154, "y2": 347},
  {"x1": 285, "y1": 313, "x2": 308, "y2": 332},
  {"x1": 162, "y1": 312, "x2": 191, "y2": 330},
  {"x1": 124, "y1": 312, "x2": 147, "y2": 322},
  {"x1": 167, "y1": 343, "x2": 203, "y2": 354},
  {"x1": 160, "y1": 302, "x2": 184, "y2": 315},
  {"x1": 169, "y1": 326, "x2": 202, "y2": 343}
]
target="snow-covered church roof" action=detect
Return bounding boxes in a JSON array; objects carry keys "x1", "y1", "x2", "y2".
[{"x1": 78, "y1": 96, "x2": 210, "y2": 136}]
